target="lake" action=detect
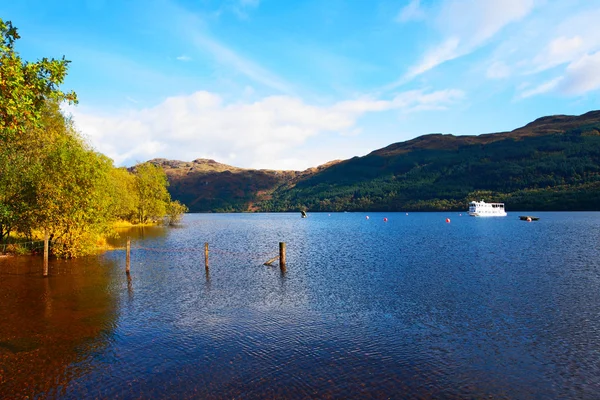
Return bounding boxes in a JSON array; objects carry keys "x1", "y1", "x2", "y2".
[{"x1": 1, "y1": 212, "x2": 600, "y2": 399}]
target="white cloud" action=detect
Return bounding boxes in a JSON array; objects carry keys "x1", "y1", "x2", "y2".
[
  {"x1": 484, "y1": 5, "x2": 600, "y2": 90},
  {"x1": 70, "y1": 88, "x2": 464, "y2": 170},
  {"x1": 405, "y1": 37, "x2": 460, "y2": 80},
  {"x1": 486, "y1": 61, "x2": 511, "y2": 79},
  {"x1": 517, "y1": 50, "x2": 600, "y2": 98},
  {"x1": 519, "y1": 77, "x2": 563, "y2": 99},
  {"x1": 176, "y1": 55, "x2": 192, "y2": 61},
  {"x1": 528, "y1": 8, "x2": 600, "y2": 73},
  {"x1": 559, "y1": 50, "x2": 600, "y2": 95},
  {"x1": 396, "y1": 0, "x2": 425, "y2": 23},
  {"x1": 162, "y1": 0, "x2": 292, "y2": 93},
  {"x1": 188, "y1": 32, "x2": 293, "y2": 94},
  {"x1": 399, "y1": 0, "x2": 536, "y2": 83},
  {"x1": 437, "y1": 0, "x2": 535, "y2": 46}
]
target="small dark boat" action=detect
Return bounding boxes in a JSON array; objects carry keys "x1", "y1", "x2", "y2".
[
  {"x1": 301, "y1": 210, "x2": 307, "y2": 218},
  {"x1": 519, "y1": 216, "x2": 540, "y2": 221}
]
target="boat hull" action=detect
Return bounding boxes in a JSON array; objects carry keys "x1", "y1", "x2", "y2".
[{"x1": 468, "y1": 212, "x2": 507, "y2": 217}]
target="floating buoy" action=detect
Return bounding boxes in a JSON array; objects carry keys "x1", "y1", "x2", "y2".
[
  {"x1": 406, "y1": 213, "x2": 408, "y2": 216},
  {"x1": 526, "y1": 217, "x2": 532, "y2": 222},
  {"x1": 366, "y1": 216, "x2": 369, "y2": 220},
  {"x1": 383, "y1": 217, "x2": 388, "y2": 222},
  {"x1": 459, "y1": 214, "x2": 462, "y2": 216},
  {"x1": 446, "y1": 218, "x2": 451, "y2": 223}
]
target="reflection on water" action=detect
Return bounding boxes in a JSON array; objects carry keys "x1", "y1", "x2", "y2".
[
  {"x1": 0, "y1": 256, "x2": 119, "y2": 398},
  {"x1": 1, "y1": 212, "x2": 600, "y2": 398},
  {"x1": 112, "y1": 224, "x2": 169, "y2": 244}
]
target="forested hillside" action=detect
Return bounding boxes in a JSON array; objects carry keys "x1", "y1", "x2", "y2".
[
  {"x1": 151, "y1": 158, "x2": 339, "y2": 212},
  {"x1": 162, "y1": 111, "x2": 600, "y2": 212}
]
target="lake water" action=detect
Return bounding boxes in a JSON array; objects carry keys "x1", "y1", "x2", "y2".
[{"x1": 1, "y1": 212, "x2": 600, "y2": 399}]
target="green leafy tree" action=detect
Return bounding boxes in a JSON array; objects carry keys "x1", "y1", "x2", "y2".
[
  {"x1": 0, "y1": 18, "x2": 77, "y2": 241},
  {"x1": 0, "y1": 19, "x2": 76, "y2": 139},
  {"x1": 166, "y1": 200, "x2": 188, "y2": 225},
  {"x1": 34, "y1": 132, "x2": 115, "y2": 257},
  {"x1": 107, "y1": 167, "x2": 139, "y2": 221},
  {"x1": 133, "y1": 162, "x2": 171, "y2": 223}
]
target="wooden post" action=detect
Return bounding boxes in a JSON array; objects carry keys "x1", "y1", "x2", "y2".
[
  {"x1": 204, "y1": 242, "x2": 209, "y2": 270},
  {"x1": 279, "y1": 242, "x2": 286, "y2": 271},
  {"x1": 126, "y1": 237, "x2": 131, "y2": 275},
  {"x1": 43, "y1": 233, "x2": 49, "y2": 277}
]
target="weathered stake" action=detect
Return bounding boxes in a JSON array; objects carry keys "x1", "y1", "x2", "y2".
[
  {"x1": 43, "y1": 233, "x2": 49, "y2": 277},
  {"x1": 204, "y1": 242, "x2": 209, "y2": 270},
  {"x1": 126, "y1": 237, "x2": 131, "y2": 275},
  {"x1": 264, "y1": 255, "x2": 279, "y2": 266},
  {"x1": 279, "y1": 242, "x2": 286, "y2": 271}
]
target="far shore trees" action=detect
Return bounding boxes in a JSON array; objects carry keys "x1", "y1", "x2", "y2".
[{"x1": 0, "y1": 18, "x2": 187, "y2": 257}]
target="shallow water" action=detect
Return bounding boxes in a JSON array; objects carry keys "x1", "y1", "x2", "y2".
[{"x1": 1, "y1": 212, "x2": 600, "y2": 398}]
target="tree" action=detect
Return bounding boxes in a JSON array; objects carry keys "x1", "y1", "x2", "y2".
[
  {"x1": 0, "y1": 18, "x2": 77, "y2": 242},
  {"x1": 0, "y1": 20, "x2": 186, "y2": 257},
  {"x1": 34, "y1": 132, "x2": 115, "y2": 258},
  {"x1": 0, "y1": 19, "x2": 76, "y2": 140},
  {"x1": 107, "y1": 167, "x2": 139, "y2": 222},
  {"x1": 133, "y1": 162, "x2": 171, "y2": 224},
  {"x1": 166, "y1": 200, "x2": 188, "y2": 225}
]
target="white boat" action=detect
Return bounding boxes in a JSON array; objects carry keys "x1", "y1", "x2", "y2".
[{"x1": 468, "y1": 200, "x2": 507, "y2": 217}]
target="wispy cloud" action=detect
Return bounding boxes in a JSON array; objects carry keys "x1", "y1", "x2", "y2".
[
  {"x1": 404, "y1": 37, "x2": 460, "y2": 81},
  {"x1": 216, "y1": 0, "x2": 261, "y2": 20},
  {"x1": 176, "y1": 55, "x2": 191, "y2": 61},
  {"x1": 559, "y1": 50, "x2": 600, "y2": 95},
  {"x1": 488, "y1": 5, "x2": 600, "y2": 98},
  {"x1": 519, "y1": 77, "x2": 563, "y2": 99},
  {"x1": 187, "y1": 31, "x2": 294, "y2": 94},
  {"x1": 519, "y1": 48, "x2": 600, "y2": 99},
  {"x1": 163, "y1": 1, "x2": 294, "y2": 94},
  {"x1": 70, "y1": 88, "x2": 464, "y2": 170},
  {"x1": 527, "y1": 8, "x2": 600, "y2": 74},
  {"x1": 396, "y1": 0, "x2": 425, "y2": 23},
  {"x1": 486, "y1": 61, "x2": 511, "y2": 79},
  {"x1": 393, "y1": 0, "x2": 536, "y2": 86}
]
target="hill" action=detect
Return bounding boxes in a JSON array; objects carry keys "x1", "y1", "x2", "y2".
[
  {"x1": 155, "y1": 111, "x2": 600, "y2": 212},
  {"x1": 149, "y1": 158, "x2": 341, "y2": 212}
]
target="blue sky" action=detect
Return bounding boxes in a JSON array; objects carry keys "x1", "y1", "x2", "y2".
[{"x1": 3, "y1": 0, "x2": 600, "y2": 169}]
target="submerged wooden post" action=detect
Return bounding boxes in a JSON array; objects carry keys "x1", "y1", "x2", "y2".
[
  {"x1": 204, "y1": 242, "x2": 209, "y2": 270},
  {"x1": 279, "y1": 242, "x2": 286, "y2": 271},
  {"x1": 43, "y1": 233, "x2": 49, "y2": 277},
  {"x1": 126, "y1": 237, "x2": 131, "y2": 275}
]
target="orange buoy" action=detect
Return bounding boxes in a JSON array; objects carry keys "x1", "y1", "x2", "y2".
[
  {"x1": 383, "y1": 217, "x2": 388, "y2": 222},
  {"x1": 446, "y1": 218, "x2": 451, "y2": 223}
]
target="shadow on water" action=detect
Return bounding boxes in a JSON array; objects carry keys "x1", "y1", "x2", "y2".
[{"x1": 0, "y1": 256, "x2": 120, "y2": 398}]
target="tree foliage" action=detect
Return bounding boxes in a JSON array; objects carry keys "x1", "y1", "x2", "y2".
[
  {"x1": 0, "y1": 20, "x2": 186, "y2": 257},
  {"x1": 0, "y1": 19, "x2": 77, "y2": 140}
]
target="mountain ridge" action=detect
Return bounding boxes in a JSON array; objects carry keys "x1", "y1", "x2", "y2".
[{"x1": 151, "y1": 110, "x2": 600, "y2": 212}]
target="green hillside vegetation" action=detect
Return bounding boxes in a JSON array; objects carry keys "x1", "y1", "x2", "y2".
[
  {"x1": 159, "y1": 112, "x2": 600, "y2": 213},
  {"x1": 0, "y1": 19, "x2": 186, "y2": 257},
  {"x1": 150, "y1": 158, "x2": 300, "y2": 212},
  {"x1": 258, "y1": 114, "x2": 600, "y2": 212}
]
